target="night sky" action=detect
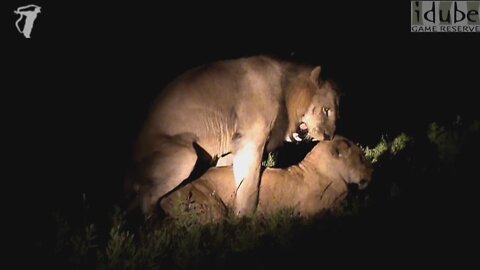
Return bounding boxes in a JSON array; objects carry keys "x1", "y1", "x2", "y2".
[{"x1": 6, "y1": 1, "x2": 480, "y2": 263}]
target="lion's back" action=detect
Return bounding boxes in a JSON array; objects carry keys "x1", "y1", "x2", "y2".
[{"x1": 136, "y1": 56, "x2": 286, "y2": 157}]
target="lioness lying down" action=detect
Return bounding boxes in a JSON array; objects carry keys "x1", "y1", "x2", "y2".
[{"x1": 160, "y1": 136, "x2": 373, "y2": 222}]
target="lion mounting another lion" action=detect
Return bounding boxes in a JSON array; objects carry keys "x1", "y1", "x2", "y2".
[
  {"x1": 127, "y1": 55, "x2": 340, "y2": 218},
  {"x1": 160, "y1": 136, "x2": 374, "y2": 223}
]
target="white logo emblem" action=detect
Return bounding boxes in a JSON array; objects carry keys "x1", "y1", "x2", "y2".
[{"x1": 14, "y1": 4, "x2": 42, "y2": 38}]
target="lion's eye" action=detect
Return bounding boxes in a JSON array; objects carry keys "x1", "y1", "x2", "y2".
[{"x1": 322, "y1": 107, "x2": 330, "y2": 117}]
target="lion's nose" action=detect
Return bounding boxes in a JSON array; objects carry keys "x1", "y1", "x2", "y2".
[{"x1": 358, "y1": 179, "x2": 370, "y2": 189}]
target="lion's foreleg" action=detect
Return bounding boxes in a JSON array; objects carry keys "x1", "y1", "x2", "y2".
[{"x1": 232, "y1": 133, "x2": 266, "y2": 216}]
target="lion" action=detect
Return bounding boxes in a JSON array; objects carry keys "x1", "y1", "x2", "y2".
[
  {"x1": 160, "y1": 136, "x2": 373, "y2": 222},
  {"x1": 129, "y1": 55, "x2": 340, "y2": 218}
]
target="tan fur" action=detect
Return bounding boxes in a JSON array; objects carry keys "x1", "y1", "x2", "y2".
[
  {"x1": 129, "y1": 55, "x2": 340, "y2": 218},
  {"x1": 160, "y1": 136, "x2": 373, "y2": 222}
]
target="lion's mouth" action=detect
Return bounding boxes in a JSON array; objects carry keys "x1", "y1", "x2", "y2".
[
  {"x1": 300, "y1": 124, "x2": 333, "y2": 142},
  {"x1": 299, "y1": 122, "x2": 308, "y2": 133},
  {"x1": 286, "y1": 122, "x2": 308, "y2": 142},
  {"x1": 297, "y1": 123, "x2": 309, "y2": 139}
]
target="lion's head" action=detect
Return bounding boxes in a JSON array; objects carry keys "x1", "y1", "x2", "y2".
[
  {"x1": 308, "y1": 135, "x2": 373, "y2": 190},
  {"x1": 286, "y1": 66, "x2": 340, "y2": 142},
  {"x1": 301, "y1": 73, "x2": 339, "y2": 141}
]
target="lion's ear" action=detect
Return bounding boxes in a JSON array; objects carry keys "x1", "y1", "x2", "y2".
[
  {"x1": 330, "y1": 139, "x2": 351, "y2": 158},
  {"x1": 310, "y1": 66, "x2": 322, "y2": 86}
]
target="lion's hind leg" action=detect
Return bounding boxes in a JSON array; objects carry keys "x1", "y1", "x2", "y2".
[{"x1": 134, "y1": 133, "x2": 206, "y2": 219}]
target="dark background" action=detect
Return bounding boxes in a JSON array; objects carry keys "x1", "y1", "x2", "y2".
[{"x1": 5, "y1": 1, "x2": 480, "y2": 264}]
